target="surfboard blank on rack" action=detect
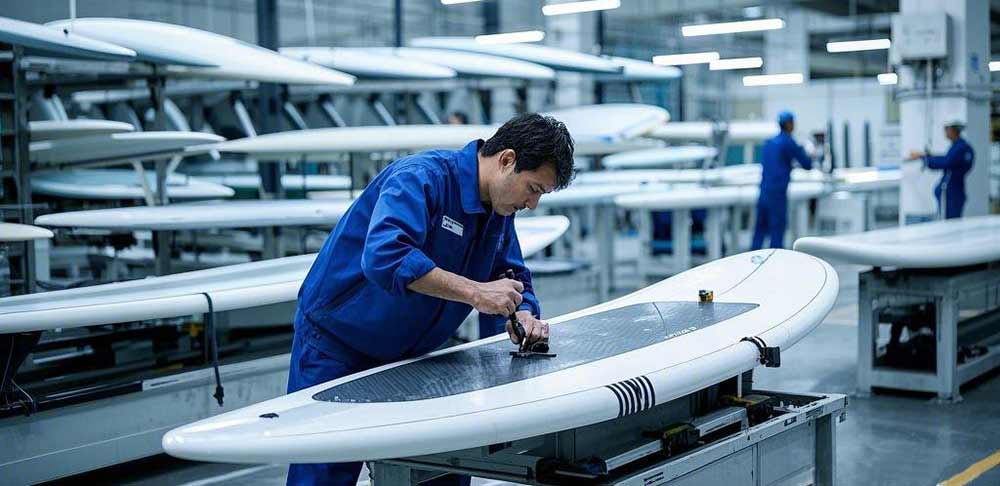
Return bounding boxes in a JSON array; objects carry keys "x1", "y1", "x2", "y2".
[
  {"x1": 32, "y1": 169, "x2": 234, "y2": 200},
  {"x1": 212, "y1": 104, "x2": 668, "y2": 159},
  {"x1": 719, "y1": 165, "x2": 901, "y2": 193},
  {"x1": 73, "y1": 80, "x2": 256, "y2": 105},
  {"x1": 47, "y1": 18, "x2": 356, "y2": 86},
  {"x1": 30, "y1": 131, "x2": 224, "y2": 167},
  {"x1": 364, "y1": 47, "x2": 555, "y2": 80},
  {"x1": 602, "y1": 55, "x2": 682, "y2": 81},
  {"x1": 602, "y1": 146, "x2": 717, "y2": 170},
  {"x1": 190, "y1": 174, "x2": 351, "y2": 193},
  {"x1": 793, "y1": 215, "x2": 1000, "y2": 268},
  {"x1": 614, "y1": 181, "x2": 829, "y2": 210},
  {"x1": 648, "y1": 121, "x2": 777, "y2": 143},
  {"x1": 0, "y1": 222, "x2": 54, "y2": 242},
  {"x1": 0, "y1": 16, "x2": 136, "y2": 61},
  {"x1": 0, "y1": 215, "x2": 569, "y2": 333},
  {"x1": 29, "y1": 119, "x2": 135, "y2": 141},
  {"x1": 36, "y1": 199, "x2": 353, "y2": 231},
  {"x1": 160, "y1": 249, "x2": 837, "y2": 464},
  {"x1": 281, "y1": 47, "x2": 456, "y2": 79},
  {"x1": 411, "y1": 36, "x2": 622, "y2": 74},
  {"x1": 538, "y1": 183, "x2": 671, "y2": 208}
]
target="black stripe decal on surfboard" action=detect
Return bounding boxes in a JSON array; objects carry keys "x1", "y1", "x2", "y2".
[{"x1": 607, "y1": 376, "x2": 655, "y2": 418}]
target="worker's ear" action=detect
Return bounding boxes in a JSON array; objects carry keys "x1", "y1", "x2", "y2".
[{"x1": 499, "y1": 149, "x2": 517, "y2": 171}]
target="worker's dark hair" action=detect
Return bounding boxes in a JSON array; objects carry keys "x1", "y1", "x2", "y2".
[{"x1": 481, "y1": 113, "x2": 575, "y2": 190}]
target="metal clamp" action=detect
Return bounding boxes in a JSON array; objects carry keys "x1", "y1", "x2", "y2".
[{"x1": 741, "y1": 336, "x2": 780, "y2": 368}]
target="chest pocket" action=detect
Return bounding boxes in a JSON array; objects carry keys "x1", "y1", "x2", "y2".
[{"x1": 428, "y1": 213, "x2": 474, "y2": 273}]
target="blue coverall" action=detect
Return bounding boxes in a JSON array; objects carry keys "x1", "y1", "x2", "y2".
[
  {"x1": 925, "y1": 137, "x2": 974, "y2": 219},
  {"x1": 751, "y1": 131, "x2": 812, "y2": 250},
  {"x1": 288, "y1": 140, "x2": 540, "y2": 486}
]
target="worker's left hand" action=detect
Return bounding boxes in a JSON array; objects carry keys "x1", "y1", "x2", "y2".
[{"x1": 508, "y1": 311, "x2": 549, "y2": 346}]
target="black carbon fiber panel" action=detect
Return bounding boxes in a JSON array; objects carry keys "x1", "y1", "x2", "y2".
[{"x1": 313, "y1": 301, "x2": 757, "y2": 403}]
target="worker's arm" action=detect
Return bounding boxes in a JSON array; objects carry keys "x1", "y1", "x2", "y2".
[
  {"x1": 488, "y1": 220, "x2": 547, "y2": 345},
  {"x1": 925, "y1": 143, "x2": 972, "y2": 170},
  {"x1": 789, "y1": 138, "x2": 813, "y2": 170},
  {"x1": 362, "y1": 167, "x2": 523, "y2": 314}
]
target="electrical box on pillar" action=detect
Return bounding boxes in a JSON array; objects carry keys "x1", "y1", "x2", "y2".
[{"x1": 891, "y1": 14, "x2": 949, "y2": 61}]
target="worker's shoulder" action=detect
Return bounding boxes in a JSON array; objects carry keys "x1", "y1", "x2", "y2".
[{"x1": 386, "y1": 149, "x2": 458, "y2": 182}]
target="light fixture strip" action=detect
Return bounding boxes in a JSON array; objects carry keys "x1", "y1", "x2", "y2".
[
  {"x1": 826, "y1": 38, "x2": 891, "y2": 53},
  {"x1": 709, "y1": 57, "x2": 764, "y2": 71},
  {"x1": 652, "y1": 51, "x2": 719, "y2": 66},
  {"x1": 475, "y1": 30, "x2": 546, "y2": 45},
  {"x1": 542, "y1": 0, "x2": 621, "y2": 16},
  {"x1": 681, "y1": 18, "x2": 784, "y2": 37},
  {"x1": 742, "y1": 72, "x2": 803, "y2": 86}
]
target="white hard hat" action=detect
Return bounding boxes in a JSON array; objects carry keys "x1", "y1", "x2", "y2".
[{"x1": 944, "y1": 119, "x2": 965, "y2": 129}]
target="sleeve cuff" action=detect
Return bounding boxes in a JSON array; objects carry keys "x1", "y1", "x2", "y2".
[
  {"x1": 518, "y1": 292, "x2": 541, "y2": 318},
  {"x1": 392, "y1": 249, "x2": 436, "y2": 295}
]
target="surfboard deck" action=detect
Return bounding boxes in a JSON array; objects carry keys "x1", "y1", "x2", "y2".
[
  {"x1": 0, "y1": 222, "x2": 54, "y2": 242},
  {"x1": 31, "y1": 169, "x2": 234, "y2": 200},
  {"x1": 648, "y1": 121, "x2": 777, "y2": 143},
  {"x1": 614, "y1": 182, "x2": 828, "y2": 210},
  {"x1": 30, "y1": 131, "x2": 224, "y2": 166},
  {"x1": 367, "y1": 47, "x2": 555, "y2": 80},
  {"x1": 46, "y1": 18, "x2": 355, "y2": 86},
  {"x1": 602, "y1": 146, "x2": 717, "y2": 170},
  {"x1": 410, "y1": 37, "x2": 622, "y2": 74},
  {"x1": 793, "y1": 215, "x2": 1000, "y2": 268},
  {"x1": 281, "y1": 47, "x2": 456, "y2": 79},
  {"x1": 29, "y1": 119, "x2": 135, "y2": 141},
  {"x1": 0, "y1": 216, "x2": 569, "y2": 332},
  {"x1": 0, "y1": 16, "x2": 136, "y2": 61},
  {"x1": 161, "y1": 249, "x2": 838, "y2": 464}
]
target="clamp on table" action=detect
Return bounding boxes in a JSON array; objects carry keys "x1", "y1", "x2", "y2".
[{"x1": 741, "y1": 336, "x2": 781, "y2": 368}]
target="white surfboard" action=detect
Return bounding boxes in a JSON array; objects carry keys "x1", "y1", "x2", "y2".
[
  {"x1": 365, "y1": 47, "x2": 555, "y2": 80},
  {"x1": 0, "y1": 16, "x2": 136, "y2": 61},
  {"x1": 602, "y1": 146, "x2": 717, "y2": 170},
  {"x1": 793, "y1": 215, "x2": 1000, "y2": 268},
  {"x1": 281, "y1": 47, "x2": 456, "y2": 79},
  {"x1": 648, "y1": 121, "x2": 778, "y2": 143},
  {"x1": 718, "y1": 165, "x2": 901, "y2": 193},
  {"x1": 46, "y1": 18, "x2": 355, "y2": 86},
  {"x1": 36, "y1": 199, "x2": 353, "y2": 231},
  {"x1": 30, "y1": 131, "x2": 224, "y2": 167},
  {"x1": 212, "y1": 104, "x2": 668, "y2": 159},
  {"x1": 29, "y1": 119, "x2": 135, "y2": 141},
  {"x1": 411, "y1": 36, "x2": 622, "y2": 74},
  {"x1": 0, "y1": 216, "x2": 569, "y2": 333},
  {"x1": 160, "y1": 249, "x2": 837, "y2": 464},
  {"x1": 190, "y1": 174, "x2": 351, "y2": 193},
  {"x1": 0, "y1": 222, "x2": 54, "y2": 242},
  {"x1": 32, "y1": 169, "x2": 235, "y2": 200},
  {"x1": 603, "y1": 55, "x2": 682, "y2": 81},
  {"x1": 614, "y1": 181, "x2": 829, "y2": 210}
]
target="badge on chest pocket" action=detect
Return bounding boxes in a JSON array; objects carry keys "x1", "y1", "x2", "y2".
[{"x1": 441, "y1": 215, "x2": 464, "y2": 237}]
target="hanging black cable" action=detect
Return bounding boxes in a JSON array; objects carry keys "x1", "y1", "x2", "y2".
[{"x1": 201, "y1": 292, "x2": 224, "y2": 406}]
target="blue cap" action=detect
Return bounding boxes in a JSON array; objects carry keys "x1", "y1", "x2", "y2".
[{"x1": 777, "y1": 110, "x2": 794, "y2": 126}]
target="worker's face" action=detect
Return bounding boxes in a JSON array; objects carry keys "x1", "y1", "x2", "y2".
[
  {"x1": 945, "y1": 126, "x2": 959, "y2": 141},
  {"x1": 492, "y1": 149, "x2": 557, "y2": 216}
]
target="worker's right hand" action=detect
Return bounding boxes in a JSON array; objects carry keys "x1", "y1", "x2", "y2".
[{"x1": 470, "y1": 278, "x2": 524, "y2": 315}]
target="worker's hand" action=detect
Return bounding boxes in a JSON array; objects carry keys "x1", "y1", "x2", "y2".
[
  {"x1": 907, "y1": 150, "x2": 925, "y2": 160},
  {"x1": 470, "y1": 278, "x2": 524, "y2": 315},
  {"x1": 508, "y1": 311, "x2": 549, "y2": 346}
]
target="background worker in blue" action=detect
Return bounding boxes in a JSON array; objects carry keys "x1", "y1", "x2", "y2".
[
  {"x1": 751, "y1": 110, "x2": 814, "y2": 250},
  {"x1": 287, "y1": 113, "x2": 575, "y2": 486},
  {"x1": 908, "y1": 120, "x2": 974, "y2": 219}
]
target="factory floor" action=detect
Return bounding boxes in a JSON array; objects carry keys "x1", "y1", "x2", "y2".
[{"x1": 42, "y1": 262, "x2": 1000, "y2": 486}]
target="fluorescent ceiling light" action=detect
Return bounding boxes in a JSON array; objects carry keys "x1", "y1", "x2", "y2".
[
  {"x1": 681, "y1": 18, "x2": 784, "y2": 37},
  {"x1": 743, "y1": 72, "x2": 803, "y2": 86},
  {"x1": 652, "y1": 51, "x2": 719, "y2": 66},
  {"x1": 709, "y1": 57, "x2": 763, "y2": 71},
  {"x1": 440, "y1": 0, "x2": 480, "y2": 4},
  {"x1": 475, "y1": 30, "x2": 545, "y2": 45},
  {"x1": 990, "y1": 61, "x2": 1000, "y2": 72},
  {"x1": 877, "y1": 73, "x2": 898, "y2": 85},
  {"x1": 826, "y1": 39, "x2": 891, "y2": 53},
  {"x1": 543, "y1": 0, "x2": 620, "y2": 16}
]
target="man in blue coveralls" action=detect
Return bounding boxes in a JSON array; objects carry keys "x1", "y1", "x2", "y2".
[
  {"x1": 751, "y1": 110, "x2": 814, "y2": 250},
  {"x1": 908, "y1": 119, "x2": 974, "y2": 219},
  {"x1": 287, "y1": 113, "x2": 575, "y2": 486}
]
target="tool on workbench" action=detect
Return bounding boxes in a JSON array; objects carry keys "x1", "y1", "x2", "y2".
[{"x1": 503, "y1": 269, "x2": 556, "y2": 359}]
